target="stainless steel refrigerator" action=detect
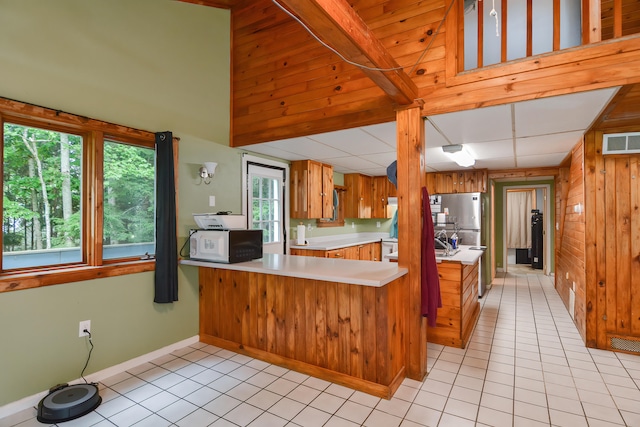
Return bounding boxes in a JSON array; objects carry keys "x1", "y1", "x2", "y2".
[{"x1": 430, "y1": 192, "x2": 487, "y2": 296}]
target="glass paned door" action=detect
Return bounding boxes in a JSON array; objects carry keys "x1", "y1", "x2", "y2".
[{"x1": 248, "y1": 164, "x2": 285, "y2": 254}]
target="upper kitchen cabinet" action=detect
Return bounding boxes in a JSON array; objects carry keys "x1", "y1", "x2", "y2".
[
  {"x1": 344, "y1": 173, "x2": 372, "y2": 218},
  {"x1": 426, "y1": 170, "x2": 488, "y2": 194},
  {"x1": 372, "y1": 175, "x2": 394, "y2": 219},
  {"x1": 290, "y1": 160, "x2": 334, "y2": 219}
]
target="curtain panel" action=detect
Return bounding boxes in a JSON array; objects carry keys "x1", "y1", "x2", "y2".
[
  {"x1": 506, "y1": 190, "x2": 533, "y2": 249},
  {"x1": 154, "y1": 131, "x2": 178, "y2": 303}
]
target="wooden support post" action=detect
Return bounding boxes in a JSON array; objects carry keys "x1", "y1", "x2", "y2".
[{"x1": 396, "y1": 103, "x2": 427, "y2": 381}]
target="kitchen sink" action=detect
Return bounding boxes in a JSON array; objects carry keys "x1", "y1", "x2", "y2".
[{"x1": 434, "y1": 249, "x2": 461, "y2": 257}]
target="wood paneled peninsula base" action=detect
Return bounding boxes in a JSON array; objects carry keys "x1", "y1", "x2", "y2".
[
  {"x1": 428, "y1": 256, "x2": 481, "y2": 349},
  {"x1": 182, "y1": 255, "x2": 408, "y2": 399}
]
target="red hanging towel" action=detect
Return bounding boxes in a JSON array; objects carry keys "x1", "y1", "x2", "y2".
[{"x1": 421, "y1": 187, "x2": 442, "y2": 327}]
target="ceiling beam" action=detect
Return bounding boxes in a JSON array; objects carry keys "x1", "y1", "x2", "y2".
[
  {"x1": 276, "y1": 0, "x2": 418, "y2": 105},
  {"x1": 177, "y1": 0, "x2": 235, "y2": 9}
]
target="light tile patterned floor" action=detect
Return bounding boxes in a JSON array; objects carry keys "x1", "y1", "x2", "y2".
[{"x1": 3, "y1": 272, "x2": 640, "y2": 426}]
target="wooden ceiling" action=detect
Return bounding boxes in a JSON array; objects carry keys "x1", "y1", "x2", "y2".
[
  {"x1": 178, "y1": 0, "x2": 640, "y2": 147},
  {"x1": 592, "y1": 84, "x2": 640, "y2": 132}
]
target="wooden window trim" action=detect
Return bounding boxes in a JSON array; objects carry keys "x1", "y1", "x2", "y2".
[{"x1": 0, "y1": 98, "x2": 173, "y2": 293}]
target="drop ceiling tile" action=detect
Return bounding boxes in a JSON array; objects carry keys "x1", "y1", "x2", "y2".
[
  {"x1": 465, "y1": 139, "x2": 514, "y2": 160},
  {"x1": 246, "y1": 145, "x2": 306, "y2": 161},
  {"x1": 514, "y1": 88, "x2": 617, "y2": 137},
  {"x1": 427, "y1": 104, "x2": 513, "y2": 144},
  {"x1": 332, "y1": 166, "x2": 359, "y2": 174},
  {"x1": 516, "y1": 152, "x2": 568, "y2": 168},
  {"x1": 326, "y1": 156, "x2": 380, "y2": 171},
  {"x1": 267, "y1": 137, "x2": 348, "y2": 159},
  {"x1": 360, "y1": 152, "x2": 397, "y2": 167},
  {"x1": 361, "y1": 122, "x2": 397, "y2": 148},
  {"x1": 309, "y1": 128, "x2": 392, "y2": 155},
  {"x1": 359, "y1": 167, "x2": 388, "y2": 176},
  {"x1": 424, "y1": 147, "x2": 454, "y2": 165},
  {"x1": 425, "y1": 121, "x2": 449, "y2": 148},
  {"x1": 474, "y1": 157, "x2": 517, "y2": 169},
  {"x1": 425, "y1": 161, "x2": 460, "y2": 171},
  {"x1": 516, "y1": 131, "x2": 583, "y2": 156}
]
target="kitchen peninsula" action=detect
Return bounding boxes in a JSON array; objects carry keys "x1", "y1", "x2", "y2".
[
  {"x1": 182, "y1": 254, "x2": 408, "y2": 398},
  {"x1": 387, "y1": 245, "x2": 483, "y2": 349}
]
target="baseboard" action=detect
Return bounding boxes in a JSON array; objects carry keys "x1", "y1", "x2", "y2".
[{"x1": 0, "y1": 335, "x2": 199, "y2": 420}]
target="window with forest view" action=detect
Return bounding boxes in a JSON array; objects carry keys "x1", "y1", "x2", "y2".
[
  {"x1": 103, "y1": 141, "x2": 155, "y2": 260},
  {"x1": 3, "y1": 123, "x2": 83, "y2": 269},
  {"x1": 2, "y1": 120, "x2": 156, "y2": 273}
]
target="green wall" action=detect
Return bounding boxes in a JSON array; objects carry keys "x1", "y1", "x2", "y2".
[
  {"x1": 493, "y1": 180, "x2": 555, "y2": 272},
  {"x1": 0, "y1": 0, "x2": 231, "y2": 405}
]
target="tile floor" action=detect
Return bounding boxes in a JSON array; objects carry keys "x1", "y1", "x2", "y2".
[{"x1": 3, "y1": 272, "x2": 640, "y2": 427}]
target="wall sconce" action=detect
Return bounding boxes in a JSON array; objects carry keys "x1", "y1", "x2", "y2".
[
  {"x1": 198, "y1": 162, "x2": 217, "y2": 185},
  {"x1": 442, "y1": 144, "x2": 475, "y2": 167}
]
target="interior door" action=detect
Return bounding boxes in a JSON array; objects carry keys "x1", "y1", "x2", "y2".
[{"x1": 247, "y1": 164, "x2": 286, "y2": 254}]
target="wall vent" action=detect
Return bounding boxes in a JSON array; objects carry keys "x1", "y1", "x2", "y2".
[
  {"x1": 610, "y1": 336, "x2": 640, "y2": 353},
  {"x1": 603, "y1": 133, "x2": 640, "y2": 154}
]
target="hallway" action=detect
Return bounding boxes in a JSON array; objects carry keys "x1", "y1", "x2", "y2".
[
  {"x1": 425, "y1": 272, "x2": 640, "y2": 426},
  {"x1": 3, "y1": 272, "x2": 640, "y2": 426}
]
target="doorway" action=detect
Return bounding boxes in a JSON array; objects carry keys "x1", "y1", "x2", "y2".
[
  {"x1": 502, "y1": 184, "x2": 551, "y2": 275},
  {"x1": 242, "y1": 154, "x2": 288, "y2": 255}
]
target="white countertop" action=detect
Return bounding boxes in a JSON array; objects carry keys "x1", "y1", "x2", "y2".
[
  {"x1": 289, "y1": 232, "x2": 393, "y2": 250},
  {"x1": 385, "y1": 245, "x2": 485, "y2": 265},
  {"x1": 181, "y1": 253, "x2": 407, "y2": 287}
]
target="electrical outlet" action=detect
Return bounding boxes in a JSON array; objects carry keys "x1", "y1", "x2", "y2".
[
  {"x1": 209, "y1": 196, "x2": 215, "y2": 207},
  {"x1": 79, "y1": 320, "x2": 91, "y2": 337},
  {"x1": 376, "y1": 221, "x2": 381, "y2": 228}
]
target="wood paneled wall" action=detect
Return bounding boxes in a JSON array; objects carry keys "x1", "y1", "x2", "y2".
[
  {"x1": 555, "y1": 141, "x2": 587, "y2": 341},
  {"x1": 231, "y1": 0, "x2": 445, "y2": 145},
  {"x1": 583, "y1": 130, "x2": 640, "y2": 350},
  {"x1": 229, "y1": 0, "x2": 640, "y2": 146},
  {"x1": 557, "y1": 130, "x2": 640, "y2": 351},
  {"x1": 199, "y1": 267, "x2": 406, "y2": 397}
]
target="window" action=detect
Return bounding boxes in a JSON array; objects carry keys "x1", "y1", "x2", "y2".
[
  {"x1": 248, "y1": 163, "x2": 285, "y2": 254},
  {"x1": 242, "y1": 156, "x2": 288, "y2": 255},
  {"x1": 3, "y1": 123, "x2": 83, "y2": 269},
  {"x1": 103, "y1": 140, "x2": 155, "y2": 260},
  {"x1": 252, "y1": 174, "x2": 281, "y2": 243},
  {"x1": 0, "y1": 99, "x2": 160, "y2": 292}
]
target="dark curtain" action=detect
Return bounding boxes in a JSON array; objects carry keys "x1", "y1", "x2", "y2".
[{"x1": 154, "y1": 131, "x2": 178, "y2": 303}]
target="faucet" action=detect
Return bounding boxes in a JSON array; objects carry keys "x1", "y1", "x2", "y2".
[{"x1": 435, "y1": 228, "x2": 450, "y2": 256}]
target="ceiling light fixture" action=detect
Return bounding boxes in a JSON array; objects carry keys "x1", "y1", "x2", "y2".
[{"x1": 442, "y1": 144, "x2": 475, "y2": 167}]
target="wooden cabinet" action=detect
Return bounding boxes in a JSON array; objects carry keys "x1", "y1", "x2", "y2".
[
  {"x1": 291, "y1": 242, "x2": 382, "y2": 261},
  {"x1": 345, "y1": 174, "x2": 395, "y2": 219},
  {"x1": 372, "y1": 176, "x2": 393, "y2": 219},
  {"x1": 290, "y1": 160, "x2": 334, "y2": 218},
  {"x1": 363, "y1": 242, "x2": 382, "y2": 261},
  {"x1": 326, "y1": 246, "x2": 359, "y2": 259},
  {"x1": 198, "y1": 266, "x2": 405, "y2": 399},
  {"x1": 427, "y1": 260, "x2": 480, "y2": 348},
  {"x1": 426, "y1": 170, "x2": 487, "y2": 194},
  {"x1": 344, "y1": 174, "x2": 372, "y2": 218}
]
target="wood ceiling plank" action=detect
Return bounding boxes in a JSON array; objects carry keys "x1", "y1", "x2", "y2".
[
  {"x1": 232, "y1": 98, "x2": 394, "y2": 146},
  {"x1": 276, "y1": 0, "x2": 418, "y2": 104}
]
